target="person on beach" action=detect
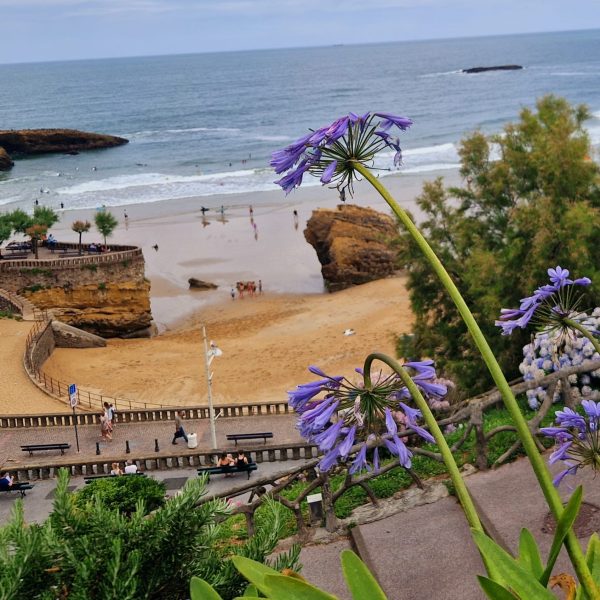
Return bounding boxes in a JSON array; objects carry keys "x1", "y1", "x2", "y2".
[
  {"x1": 0, "y1": 472, "x2": 14, "y2": 489},
  {"x1": 258, "y1": 279, "x2": 262, "y2": 294},
  {"x1": 249, "y1": 205, "x2": 253, "y2": 216},
  {"x1": 100, "y1": 414, "x2": 112, "y2": 442},
  {"x1": 124, "y1": 459, "x2": 138, "y2": 474},
  {"x1": 231, "y1": 287, "x2": 235, "y2": 301},
  {"x1": 110, "y1": 462, "x2": 123, "y2": 476},
  {"x1": 172, "y1": 410, "x2": 188, "y2": 445}
]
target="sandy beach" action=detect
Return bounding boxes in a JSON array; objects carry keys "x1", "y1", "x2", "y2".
[{"x1": 1, "y1": 169, "x2": 460, "y2": 413}]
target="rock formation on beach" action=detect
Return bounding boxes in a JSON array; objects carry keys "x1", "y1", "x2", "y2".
[
  {"x1": 0, "y1": 128, "x2": 128, "y2": 170},
  {"x1": 188, "y1": 278, "x2": 218, "y2": 290},
  {"x1": 0, "y1": 147, "x2": 14, "y2": 171},
  {"x1": 462, "y1": 65, "x2": 523, "y2": 74},
  {"x1": 304, "y1": 204, "x2": 399, "y2": 292}
]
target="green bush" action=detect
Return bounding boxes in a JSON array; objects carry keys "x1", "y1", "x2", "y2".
[{"x1": 74, "y1": 475, "x2": 166, "y2": 515}]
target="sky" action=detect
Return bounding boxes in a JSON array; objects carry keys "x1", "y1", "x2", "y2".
[{"x1": 0, "y1": 0, "x2": 599, "y2": 64}]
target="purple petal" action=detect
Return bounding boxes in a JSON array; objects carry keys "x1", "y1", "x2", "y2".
[
  {"x1": 339, "y1": 425, "x2": 356, "y2": 458},
  {"x1": 349, "y1": 444, "x2": 370, "y2": 474},
  {"x1": 319, "y1": 448, "x2": 340, "y2": 471},
  {"x1": 399, "y1": 402, "x2": 421, "y2": 424},
  {"x1": 384, "y1": 407, "x2": 398, "y2": 436},
  {"x1": 320, "y1": 160, "x2": 338, "y2": 184}
]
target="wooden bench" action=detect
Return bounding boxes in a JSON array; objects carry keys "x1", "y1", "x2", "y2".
[
  {"x1": 198, "y1": 463, "x2": 258, "y2": 481},
  {"x1": 226, "y1": 432, "x2": 273, "y2": 445},
  {"x1": 84, "y1": 473, "x2": 147, "y2": 484},
  {"x1": 0, "y1": 482, "x2": 34, "y2": 498},
  {"x1": 21, "y1": 443, "x2": 71, "y2": 456},
  {"x1": 1, "y1": 253, "x2": 29, "y2": 259},
  {"x1": 58, "y1": 251, "x2": 81, "y2": 257}
]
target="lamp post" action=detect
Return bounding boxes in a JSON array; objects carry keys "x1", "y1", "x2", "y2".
[{"x1": 202, "y1": 324, "x2": 222, "y2": 449}]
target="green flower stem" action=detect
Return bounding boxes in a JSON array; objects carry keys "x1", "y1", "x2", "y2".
[
  {"x1": 564, "y1": 318, "x2": 600, "y2": 356},
  {"x1": 363, "y1": 352, "x2": 483, "y2": 532},
  {"x1": 353, "y1": 162, "x2": 599, "y2": 598}
]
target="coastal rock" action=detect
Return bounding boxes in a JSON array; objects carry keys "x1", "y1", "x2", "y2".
[
  {"x1": 462, "y1": 65, "x2": 523, "y2": 74},
  {"x1": 0, "y1": 147, "x2": 14, "y2": 171},
  {"x1": 188, "y1": 278, "x2": 218, "y2": 290},
  {"x1": 24, "y1": 281, "x2": 152, "y2": 338},
  {"x1": 51, "y1": 321, "x2": 107, "y2": 348},
  {"x1": 304, "y1": 204, "x2": 399, "y2": 292},
  {"x1": 0, "y1": 128, "x2": 128, "y2": 157}
]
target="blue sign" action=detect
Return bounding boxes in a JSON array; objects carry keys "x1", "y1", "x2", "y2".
[{"x1": 69, "y1": 383, "x2": 77, "y2": 396}]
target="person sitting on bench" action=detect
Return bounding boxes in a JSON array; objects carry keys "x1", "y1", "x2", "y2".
[
  {"x1": 0, "y1": 472, "x2": 14, "y2": 489},
  {"x1": 235, "y1": 450, "x2": 249, "y2": 466},
  {"x1": 124, "y1": 459, "x2": 138, "y2": 474},
  {"x1": 217, "y1": 452, "x2": 235, "y2": 477}
]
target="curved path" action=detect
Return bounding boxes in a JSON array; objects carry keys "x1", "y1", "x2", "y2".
[{"x1": 0, "y1": 319, "x2": 68, "y2": 414}]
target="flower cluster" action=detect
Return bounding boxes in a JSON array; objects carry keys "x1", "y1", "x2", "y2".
[
  {"x1": 496, "y1": 266, "x2": 591, "y2": 337},
  {"x1": 519, "y1": 313, "x2": 600, "y2": 409},
  {"x1": 288, "y1": 361, "x2": 446, "y2": 473},
  {"x1": 271, "y1": 112, "x2": 412, "y2": 195},
  {"x1": 541, "y1": 401, "x2": 600, "y2": 487}
]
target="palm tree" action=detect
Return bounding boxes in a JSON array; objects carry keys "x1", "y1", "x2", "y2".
[
  {"x1": 94, "y1": 211, "x2": 118, "y2": 248},
  {"x1": 71, "y1": 220, "x2": 91, "y2": 255}
]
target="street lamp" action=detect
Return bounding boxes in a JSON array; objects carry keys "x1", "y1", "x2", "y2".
[{"x1": 202, "y1": 324, "x2": 222, "y2": 448}]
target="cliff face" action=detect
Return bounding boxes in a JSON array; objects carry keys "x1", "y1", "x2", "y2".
[
  {"x1": 0, "y1": 128, "x2": 128, "y2": 169},
  {"x1": 27, "y1": 281, "x2": 152, "y2": 338},
  {"x1": 0, "y1": 249, "x2": 153, "y2": 338},
  {"x1": 304, "y1": 204, "x2": 399, "y2": 292}
]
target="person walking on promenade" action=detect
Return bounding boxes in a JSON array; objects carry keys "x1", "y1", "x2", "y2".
[
  {"x1": 172, "y1": 410, "x2": 188, "y2": 445},
  {"x1": 100, "y1": 414, "x2": 112, "y2": 442},
  {"x1": 103, "y1": 402, "x2": 115, "y2": 431}
]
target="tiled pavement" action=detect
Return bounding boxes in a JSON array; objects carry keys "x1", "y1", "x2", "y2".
[{"x1": 0, "y1": 413, "x2": 300, "y2": 469}]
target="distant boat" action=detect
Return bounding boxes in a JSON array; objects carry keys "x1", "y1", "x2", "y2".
[{"x1": 462, "y1": 65, "x2": 523, "y2": 74}]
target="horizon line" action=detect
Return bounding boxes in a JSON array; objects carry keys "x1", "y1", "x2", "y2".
[{"x1": 0, "y1": 26, "x2": 598, "y2": 68}]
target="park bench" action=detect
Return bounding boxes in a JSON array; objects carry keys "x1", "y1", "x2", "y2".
[
  {"x1": 0, "y1": 481, "x2": 34, "y2": 498},
  {"x1": 1, "y1": 252, "x2": 29, "y2": 259},
  {"x1": 84, "y1": 473, "x2": 147, "y2": 483},
  {"x1": 226, "y1": 432, "x2": 273, "y2": 445},
  {"x1": 58, "y1": 251, "x2": 81, "y2": 257},
  {"x1": 21, "y1": 443, "x2": 71, "y2": 456},
  {"x1": 197, "y1": 463, "x2": 258, "y2": 481}
]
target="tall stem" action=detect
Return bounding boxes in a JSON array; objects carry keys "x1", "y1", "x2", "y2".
[
  {"x1": 353, "y1": 162, "x2": 598, "y2": 597},
  {"x1": 364, "y1": 352, "x2": 483, "y2": 532},
  {"x1": 564, "y1": 318, "x2": 600, "y2": 356}
]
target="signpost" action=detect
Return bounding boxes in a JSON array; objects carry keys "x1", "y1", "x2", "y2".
[
  {"x1": 69, "y1": 383, "x2": 80, "y2": 452},
  {"x1": 202, "y1": 326, "x2": 222, "y2": 449}
]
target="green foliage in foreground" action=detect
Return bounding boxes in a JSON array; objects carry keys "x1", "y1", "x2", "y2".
[
  {"x1": 190, "y1": 550, "x2": 387, "y2": 600},
  {"x1": 397, "y1": 95, "x2": 600, "y2": 395},
  {"x1": 74, "y1": 475, "x2": 167, "y2": 515},
  {"x1": 0, "y1": 470, "x2": 299, "y2": 600}
]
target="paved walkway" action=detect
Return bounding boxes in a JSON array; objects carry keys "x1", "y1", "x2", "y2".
[{"x1": 0, "y1": 413, "x2": 300, "y2": 469}]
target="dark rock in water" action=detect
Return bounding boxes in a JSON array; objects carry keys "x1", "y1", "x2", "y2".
[
  {"x1": 304, "y1": 204, "x2": 399, "y2": 292},
  {"x1": 0, "y1": 147, "x2": 14, "y2": 171},
  {"x1": 0, "y1": 128, "x2": 128, "y2": 157},
  {"x1": 462, "y1": 65, "x2": 523, "y2": 74},
  {"x1": 188, "y1": 278, "x2": 218, "y2": 290}
]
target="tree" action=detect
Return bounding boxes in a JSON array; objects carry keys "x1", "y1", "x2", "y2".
[
  {"x1": 397, "y1": 95, "x2": 600, "y2": 395},
  {"x1": 7, "y1": 206, "x2": 59, "y2": 259},
  {"x1": 94, "y1": 210, "x2": 118, "y2": 247},
  {"x1": 0, "y1": 469, "x2": 300, "y2": 600},
  {"x1": 0, "y1": 214, "x2": 12, "y2": 256},
  {"x1": 71, "y1": 219, "x2": 91, "y2": 255},
  {"x1": 25, "y1": 224, "x2": 47, "y2": 260},
  {"x1": 33, "y1": 205, "x2": 59, "y2": 229}
]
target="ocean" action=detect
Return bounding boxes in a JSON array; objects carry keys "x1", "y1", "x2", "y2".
[{"x1": 1, "y1": 29, "x2": 599, "y2": 212}]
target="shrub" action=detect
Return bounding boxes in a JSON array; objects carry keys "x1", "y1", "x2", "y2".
[{"x1": 74, "y1": 475, "x2": 166, "y2": 515}]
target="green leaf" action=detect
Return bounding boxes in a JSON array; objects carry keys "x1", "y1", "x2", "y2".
[
  {"x1": 517, "y1": 528, "x2": 544, "y2": 579},
  {"x1": 340, "y1": 549, "x2": 387, "y2": 600},
  {"x1": 243, "y1": 584, "x2": 260, "y2": 597},
  {"x1": 477, "y1": 576, "x2": 518, "y2": 600},
  {"x1": 263, "y1": 574, "x2": 338, "y2": 600},
  {"x1": 540, "y1": 486, "x2": 583, "y2": 587},
  {"x1": 190, "y1": 576, "x2": 224, "y2": 600},
  {"x1": 472, "y1": 530, "x2": 556, "y2": 600},
  {"x1": 231, "y1": 556, "x2": 281, "y2": 596},
  {"x1": 576, "y1": 533, "x2": 600, "y2": 600}
]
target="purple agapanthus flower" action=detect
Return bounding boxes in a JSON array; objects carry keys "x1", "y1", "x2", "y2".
[
  {"x1": 541, "y1": 400, "x2": 600, "y2": 487},
  {"x1": 495, "y1": 266, "x2": 592, "y2": 340},
  {"x1": 271, "y1": 111, "x2": 413, "y2": 196},
  {"x1": 287, "y1": 361, "x2": 444, "y2": 473}
]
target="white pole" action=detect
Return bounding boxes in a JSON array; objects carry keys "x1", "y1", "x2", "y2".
[{"x1": 202, "y1": 324, "x2": 218, "y2": 449}]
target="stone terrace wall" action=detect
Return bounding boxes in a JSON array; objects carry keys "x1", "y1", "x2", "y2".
[{"x1": 0, "y1": 248, "x2": 144, "y2": 293}]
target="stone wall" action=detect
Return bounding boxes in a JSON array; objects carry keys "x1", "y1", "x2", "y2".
[{"x1": 29, "y1": 320, "x2": 55, "y2": 371}]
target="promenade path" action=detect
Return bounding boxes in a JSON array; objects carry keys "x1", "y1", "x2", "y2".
[
  {"x1": 0, "y1": 319, "x2": 68, "y2": 414},
  {"x1": 0, "y1": 412, "x2": 300, "y2": 470}
]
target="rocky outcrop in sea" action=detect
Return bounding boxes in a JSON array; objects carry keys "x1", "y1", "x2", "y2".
[
  {"x1": 304, "y1": 204, "x2": 399, "y2": 292},
  {"x1": 0, "y1": 128, "x2": 128, "y2": 170}
]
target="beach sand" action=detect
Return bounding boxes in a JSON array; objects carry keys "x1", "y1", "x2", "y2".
[{"x1": 1, "y1": 169, "x2": 460, "y2": 412}]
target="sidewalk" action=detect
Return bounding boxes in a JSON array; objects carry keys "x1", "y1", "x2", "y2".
[{"x1": 0, "y1": 413, "x2": 300, "y2": 469}]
